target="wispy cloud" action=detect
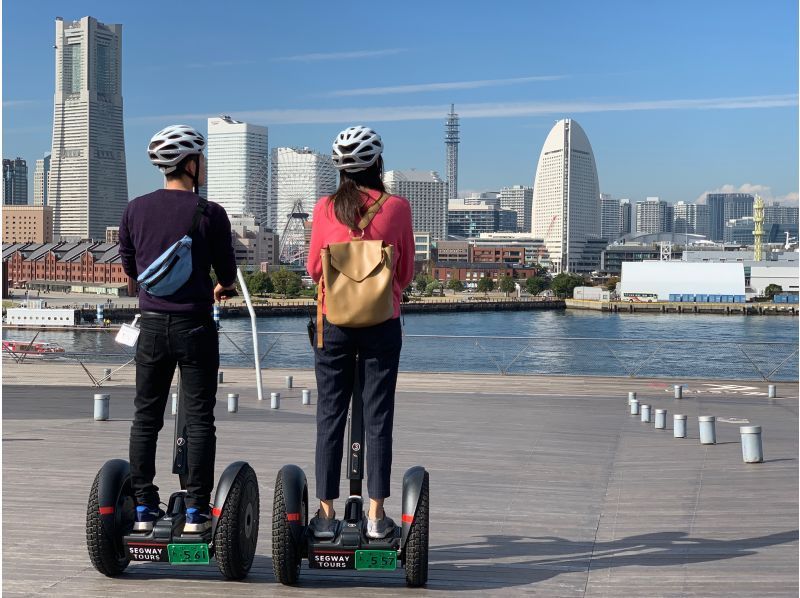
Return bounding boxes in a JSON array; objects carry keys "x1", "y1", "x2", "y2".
[
  {"x1": 134, "y1": 94, "x2": 798, "y2": 126},
  {"x1": 325, "y1": 75, "x2": 568, "y2": 97},
  {"x1": 695, "y1": 184, "x2": 799, "y2": 205},
  {"x1": 145, "y1": 59, "x2": 256, "y2": 72},
  {"x1": 272, "y1": 48, "x2": 407, "y2": 62},
  {"x1": 3, "y1": 99, "x2": 41, "y2": 108}
]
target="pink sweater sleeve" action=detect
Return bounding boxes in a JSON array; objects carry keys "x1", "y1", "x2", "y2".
[
  {"x1": 395, "y1": 199, "x2": 415, "y2": 289},
  {"x1": 306, "y1": 200, "x2": 325, "y2": 282}
]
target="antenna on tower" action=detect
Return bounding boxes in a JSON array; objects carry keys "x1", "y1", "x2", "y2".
[{"x1": 445, "y1": 104, "x2": 459, "y2": 199}]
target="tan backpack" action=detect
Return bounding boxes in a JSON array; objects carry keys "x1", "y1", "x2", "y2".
[{"x1": 316, "y1": 193, "x2": 395, "y2": 348}]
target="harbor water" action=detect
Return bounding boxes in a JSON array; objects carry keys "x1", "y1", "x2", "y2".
[{"x1": 4, "y1": 310, "x2": 798, "y2": 380}]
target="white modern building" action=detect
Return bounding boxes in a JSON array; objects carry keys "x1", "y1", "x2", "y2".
[
  {"x1": 271, "y1": 147, "x2": 337, "y2": 259},
  {"x1": 207, "y1": 115, "x2": 268, "y2": 222},
  {"x1": 635, "y1": 197, "x2": 671, "y2": 234},
  {"x1": 49, "y1": 16, "x2": 128, "y2": 240},
  {"x1": 463, "y1": 191, "x2": 500, "y2": 207},
  {"x1": 383, "y1": 169, "x2": 448, "y2": 242},
  {"x1": 499, "y1": 185, "x2": 533, "y2": 232},
  {"x1": 600, "y1": 193, "x2": 621, "y2": 240},
  {"x1": 621, "y1": 261, "x2": 745, "y2": 300},
  {"x1": 33, "y1": 153, "x2": 51, "y2": 206},
  {"x1": 531, "y1": 118, "x2": 600, "y2": 272}
]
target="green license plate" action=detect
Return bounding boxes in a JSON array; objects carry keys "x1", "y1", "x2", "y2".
[
  {"x1": 354, "y1": 549, "x2": 397, "y2": 570},
  {"x1": 167, "y1": 543, "x2": 210, "y2": 565}
]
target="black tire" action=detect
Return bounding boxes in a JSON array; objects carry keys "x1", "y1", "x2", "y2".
[
  {"x1": 215, "y1": 463, "x2": 260, "y2": 580},
  {"x1": 404, "y1": 471, "x2": 429, "y2": 588},
  {"x1": 272, "y1": 471, "x2": 306, "y2": 585},
  {"x1": 86, "y1": 469, "x2": 132, "y2": 577}
]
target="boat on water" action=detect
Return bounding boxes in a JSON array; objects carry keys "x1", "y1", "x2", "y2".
[{"x1": 2, "y1": 339, "x2": 66, "y2": 355}]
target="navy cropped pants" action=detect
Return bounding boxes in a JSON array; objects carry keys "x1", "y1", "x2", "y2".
[{"x1": 313, "y1": 317, "x2": 402, "y2": 501}]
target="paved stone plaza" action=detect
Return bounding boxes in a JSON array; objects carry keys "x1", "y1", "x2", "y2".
[{"x1": 3, "y1": 362, "x2": 798, "y2": 596}]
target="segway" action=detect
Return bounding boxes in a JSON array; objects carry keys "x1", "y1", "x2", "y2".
[
  {"x1": 85, "y1": 379, "x2": 260, "y2": 579},
  {"x1": 272, "y1": 356, "x2": 429, "y2": 587}
]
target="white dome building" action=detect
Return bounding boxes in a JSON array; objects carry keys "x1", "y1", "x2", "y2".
[{"x1": 532, "y1": 119, "x2": 600, "y2": 272}]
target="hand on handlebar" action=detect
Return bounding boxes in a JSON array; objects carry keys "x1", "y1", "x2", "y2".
[{"x1": 214, "y1": 283, "x2": 238, "y2": 302}]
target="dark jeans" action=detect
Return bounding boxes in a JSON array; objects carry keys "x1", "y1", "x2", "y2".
[
  {"x1": 129, "y1": 312, "x2": 219, "y2": 510},
  {"x1": 314, "y1": 317, "x2": 402, "y2": 501}
]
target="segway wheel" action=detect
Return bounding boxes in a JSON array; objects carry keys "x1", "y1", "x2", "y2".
[
  {"x1": 272, "y1": 471, "x2": 306, "y2": 585},
  {"x1": 404, "y1": 470, "x2": 430, "y2": 588},
  {"x1": 215, "y1": 463, "x2": 260, "y2": 580},
  {"x1": 86, "y1": 469, "x2": 133, "y2": 577}
]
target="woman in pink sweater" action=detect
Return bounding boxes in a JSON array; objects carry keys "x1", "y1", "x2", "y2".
[{"x1": 306, "y1": 126, "x2": 415, "y2": 540}]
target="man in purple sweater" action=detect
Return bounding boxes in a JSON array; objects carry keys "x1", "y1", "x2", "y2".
[{"x1": 118, "y1": 124, "x2": 236, "y2": 533}]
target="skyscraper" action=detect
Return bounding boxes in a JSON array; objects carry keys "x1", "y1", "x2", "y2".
[
  {"x1": 635, "y1": 197, "x2": 670, "y2": 234},
  {"x1": 531, "y1": 118, "x2": 600, "y2": 272},
  {"x1": 706, "y1": 193, "x2": 754, "y2": 242},
  {"x1": 49, "y1": 16, "x2": 128, "y2": 240},
  {"x1": 600, "y1": 193, "x2": 621, "y2": 240},
  {"x1": 499, "y1": 185, "x2": 533, "y2": 232},
  {"x1": 672, "y1": 201, "x2": 710, "y2": 237},
  {"x1": 207, "y1": 115, "x2": 268, "y2": 221},
  {"x1": 383, "y1": 169, "x2": 449, "y2": 242},
  {"x1": 33, "y1": 153, "x2": 51, "y2": 206},
  {"x1": 619, "y1": 199, "x2": 632, "y2": 235},
  {"x1": 270, "y1": 147, "x2": 337, "y2": 258},
  {"x1": 3, "y1": 158, "x2": 28, "y2": 205},
  {"x1": 445, "y1": 104, "x2": 459, "y2": 199}
]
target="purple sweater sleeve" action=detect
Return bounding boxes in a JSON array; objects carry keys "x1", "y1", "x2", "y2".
[
  {"x1": 210, "y1": 206, "x2": 237, "y2": 287},
  {"x1": 118, "y1": 204, "x2": 137, "y2": 279}
]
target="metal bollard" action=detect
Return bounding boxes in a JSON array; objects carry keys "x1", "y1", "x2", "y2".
[
  {"x1": 768, "y1": 384, "x2": 777, "y2": 399},
  {"x1": 103, "y1": 367, "x2": 112, "y2": 380},
  {"x1": 699, "y1": 416, "x2": 716, "y2": 444},
  {"x1": 628, "y1": 391, "x2": 636, "y2": 405},
  {"x1": 630, "y1": 399, "x2": 639, "y2": 415},
  {"x1": 655, "y1": 409, "x2": 667, "y2": 429},
  {"x1": 286, "y1": 375, "x2": 293, "y2": 389},
  {"x1": 172, "y1": 392, "x2": 178, "y2": 416},
  {"x1": 94, "y1": 393, "x2": 110, "y2": 421},
  {"x1": 674, "y1": 414, "x2": 687, "y2": 438},
  {"x1": 218, "y1": 371, "x2": 224, "y2": 384},
  {"x1": 227, "y1": 393, "x2": 239, "y2": 413},
  {"x1": 302, "y1": 389, "x2": 311, "y2": 405},
  {"x1": 674, "y1": 384, "x2": 683, "y2": 399},
  {"x1": 271, "y1": 392, "x2": 280, "y2": 409},
  {"x1": 640, "y1": 404, "x2": 651, "y2": 423},
  {"x1": 740, "y1": 426, "x2": 764, "y2": 463}
]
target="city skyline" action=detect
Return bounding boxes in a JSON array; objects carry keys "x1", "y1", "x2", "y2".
[{"x1": 3, "y1": 1, "x2": 798, "y2": 206}]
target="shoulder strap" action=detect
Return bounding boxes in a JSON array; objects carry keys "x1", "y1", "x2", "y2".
[
  {"x1": 187, "y1": 197, "x2": 208, "y2": 238},
  {"x1": 356, "y1": 193, "x2": 391, "y2": 231}
]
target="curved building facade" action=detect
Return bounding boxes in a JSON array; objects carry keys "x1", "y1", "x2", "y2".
[{"x1": 532, "y1": 119, "x2": 600, "y2": 272}]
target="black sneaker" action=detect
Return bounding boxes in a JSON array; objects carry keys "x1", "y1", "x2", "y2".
[
  {"x1": 308, "y1": 510, "x2": 338, "y2": 539},
  {"x1": 184, "y1": 508, "x2": 211, "y2": 533},
  {"x1": 133, "y1": 505, "x2": 164, "y2": 532}
]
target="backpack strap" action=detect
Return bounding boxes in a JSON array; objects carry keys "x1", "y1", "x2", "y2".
[
  {"x1": 316, "y1": 275, "x2": 324, "y2": 349},
  {"x1": 187, "y1": 197, "x2": 208, "y2": 238},
  {"x1": 356, "y1": 193, "x2": 391, "y2": 231}
]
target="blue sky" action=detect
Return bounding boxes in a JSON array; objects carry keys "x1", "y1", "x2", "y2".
[{"x1": 3, "y1": 0, "x2": 798, "y2": 204}]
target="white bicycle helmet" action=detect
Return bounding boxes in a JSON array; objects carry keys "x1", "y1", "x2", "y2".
[
  {"x1": 148, "y1": 125, "x2": 206, "y2": 174},
  {"x1": 331, "y1": 126, "x2": 383, "y2": 172}
]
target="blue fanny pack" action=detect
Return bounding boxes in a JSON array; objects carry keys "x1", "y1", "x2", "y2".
[{"x1": 137, "y1": 197, "x2": 207, "y2": 297}]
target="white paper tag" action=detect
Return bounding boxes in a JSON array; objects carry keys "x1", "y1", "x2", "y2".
[{"x1": 115, "y1": 315, "x2": 141, "y2": 347}]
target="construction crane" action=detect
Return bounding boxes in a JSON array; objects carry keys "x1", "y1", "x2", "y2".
[{"x1": 753, "y1": 194, "x2": 764, "y2": 261}]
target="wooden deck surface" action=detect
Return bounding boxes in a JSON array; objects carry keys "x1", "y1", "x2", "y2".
[{"x1": 3, "y1": 362, "x2": 798, "y2": 596}]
